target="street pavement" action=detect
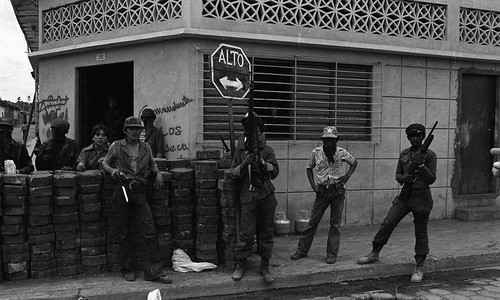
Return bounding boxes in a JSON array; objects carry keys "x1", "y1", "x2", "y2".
[{"x1": 0, "y1": 218, "x2": 499, "y2": 300}]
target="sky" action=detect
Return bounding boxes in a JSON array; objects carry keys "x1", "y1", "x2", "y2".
[{"x1": 0, "y1": 0, "x2": 35, "y2": 102}]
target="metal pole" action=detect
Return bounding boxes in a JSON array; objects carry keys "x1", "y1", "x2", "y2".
[{"x1": 228, "y1": 97, "x2": 235, "y2": 158}]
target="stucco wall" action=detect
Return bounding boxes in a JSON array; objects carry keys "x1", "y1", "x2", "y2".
[{"x1": 37, "y1": 37, "x2": 500, "y2": 229}]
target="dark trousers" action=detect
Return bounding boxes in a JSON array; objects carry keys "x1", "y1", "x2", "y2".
[
  {"x1": 235, "y1": 192, "x2": 277, "y2": 261},
  {"x1": 114, "y1": 186, "x2": 162, "y2": 280},
  {"x1": 297, "y1": 185, "x2": 345, "y2": 258},
  {"x1": 372, "y1": 189, "x2": 432, "y2": 266}
]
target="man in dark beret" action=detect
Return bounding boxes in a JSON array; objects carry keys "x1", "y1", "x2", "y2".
[
  {"x1": 357, "y1": 123, "x2": 437, "y2": 283},
  {"x1": 35, "y1": 118, "x2": 78, "y2": 171}
]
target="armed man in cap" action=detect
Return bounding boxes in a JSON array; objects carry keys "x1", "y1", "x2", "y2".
[
  {"x1": 35, "y1": 118, "x2": 78, "y2": 171},
  {"x1": 102, "y1": 116, "x2": 172, "y2": 284},
  {"x1": 357, "y1": 123, "x2": 437, "y2": 283},
  {"x1": 291, "y1": 126, "x2": 357, "y2": 264},
  {"x1": 231, "y1": 112, "x2": 279, "y2": 284},
  {"x1": 140, "y1": 108, "x2": 165, "y2": 158},
  {"x1": 0, "y1": 117, "x2": 34, "y2": 174}
]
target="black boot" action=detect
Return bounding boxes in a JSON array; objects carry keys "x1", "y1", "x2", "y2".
[
  {"x1": 232, "y1": 259, "x2": 246, "y2": 281},
  {"x1": 259, "y1": 257, "x2": 274, "y2": 284}
]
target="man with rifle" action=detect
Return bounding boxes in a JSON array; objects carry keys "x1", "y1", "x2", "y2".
[
  {"x1": 357, "y1": 122, "x2": 437, "y2": 283},
  {"x1": 230, "y1": 112, "x2": 279, "y2": 284}
]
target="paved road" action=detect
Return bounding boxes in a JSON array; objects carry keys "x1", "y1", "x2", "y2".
[{"x1": 196, "y1": 266, "x2": 500, "y2": 300}]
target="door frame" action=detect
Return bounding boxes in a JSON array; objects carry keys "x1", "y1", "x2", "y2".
[{"x1": 452, "y1": 68, "x2": 500, "y2": 205}]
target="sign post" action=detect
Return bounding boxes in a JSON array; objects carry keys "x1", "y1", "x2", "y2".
[{"x1": 210, "y1": 43, "x2": 252, "y2": 157}]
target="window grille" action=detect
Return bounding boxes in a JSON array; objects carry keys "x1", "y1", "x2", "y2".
[
  {"x1": 198, "y1": 52, "x2": 382, "y2": 142},
  {"x1": 202, "y1": 0, "x2": 447, "y2": 41},
  {"x1": 460, "y1": 7, "x2": 500, "y2": 47},
  {"x1": 42, "y1": 0, "x2": 182, "y2": 44}
]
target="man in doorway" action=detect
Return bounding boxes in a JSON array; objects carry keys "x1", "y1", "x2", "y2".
[
  {"x1": 76, "y1": 123, "x2": 110, "y2": 171},
  {"x1": 34, "y1": 118, "x2": 78, "y2": 171},
  {"x1": 231, "y1": 112, "x2": 279, "y2": 284},
  {"x1": 102, "y1": 116, "x2": 172, "y2": 284},
  {"x1": 291, "y1": 126, "x2": 357, "y2": 264},
  {"x1": 140, "y1": 108, "x2": 165, "y2": 158},
  {"x1": 102, "y1": 96, "x2": 126, "y2": 142},
  {"x1": 357, "y1": 123, "x2": 437, "y2": 283},
  {"x1": 0, "y1": 117, "x2": 34, "y2": 174}
]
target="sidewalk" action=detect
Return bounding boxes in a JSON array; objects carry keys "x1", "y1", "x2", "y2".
[{"x1": 0, "y1": 218, "x2": 499, "y2": 300}]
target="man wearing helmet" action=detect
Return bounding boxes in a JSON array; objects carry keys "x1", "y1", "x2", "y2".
[
  {"x1": 34, "y1": 118, "x2": 78, "y2": 171},
  {"x1": 231, "y1": 112, "x2": 279, "y2": 284},
  {"x1": 140, "y1": 108, "x2": 165, "y2": 158},
  {"x1": 102, "y1": 116, "x2": 172, "y2": 284},
  {"x1": 0, "y1": 117, "x2": 34, "y2": 174},
  {"x1": 357, "y1": 123, "x2": 437, "y2": 283}
]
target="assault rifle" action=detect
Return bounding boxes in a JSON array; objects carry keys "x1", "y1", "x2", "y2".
[
  {"x1": 244, "y1": 84, "x2": 261, "y2": 191},
  {"x1": 399, "y1": 121, "x2": 438, "y2": 202}
]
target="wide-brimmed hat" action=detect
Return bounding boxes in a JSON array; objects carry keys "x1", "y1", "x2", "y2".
[
  {"x1": 321, "y1": 126, "x2": 338, "y2": 139},
  {"x1": 123, "y1": 116, "x2": 144, "y2": 130}
]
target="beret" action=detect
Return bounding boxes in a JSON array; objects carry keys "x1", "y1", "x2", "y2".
[{"x1": 405, "y1": 123, "x2": 425, "y2": 136}]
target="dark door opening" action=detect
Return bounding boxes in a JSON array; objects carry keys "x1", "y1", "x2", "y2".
[
  {"x1": 77, "y1": 62, "x2": 134, "y2": 148},
  {"x1": 458, "y1": 74, "x2": 497, "y2": 195}
]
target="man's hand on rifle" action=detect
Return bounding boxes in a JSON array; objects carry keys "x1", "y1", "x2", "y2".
[
  {"x1": 399, "y1": 174, "x2": 415, "y2": 183},
  {"x1": 242, "y1": 151, "x2": 257, "y2": 167}
]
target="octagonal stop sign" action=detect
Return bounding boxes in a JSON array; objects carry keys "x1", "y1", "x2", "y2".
[{"x1": 210, "y1": 44, "x2": 252, "y2": 100}]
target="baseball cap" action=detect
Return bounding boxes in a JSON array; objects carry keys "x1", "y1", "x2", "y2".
[
  {"x1": 123, "y1": 116, "x2": 144, "y2": 130},
  {"x1": 321, "y1": 126, "x2": 338, "y2": 139}
]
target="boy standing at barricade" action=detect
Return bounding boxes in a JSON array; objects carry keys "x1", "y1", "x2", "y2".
[
  {"x1": 291, "y1": 126, "x2": 357, "y2": 264},
  {"x1": 102, "y1": 116, "x2": 172, "y2": 284}
]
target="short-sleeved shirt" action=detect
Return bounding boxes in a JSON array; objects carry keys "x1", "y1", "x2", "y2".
[
  {"x1": 76, "y1": 143, "x2": 109, "y2": 170},
  {"x1": 307, "y1": 146, "x2": 356, "y2": 186},
  {"x1": 103, "y1": 139, "x2": 157, "y2": 185}
]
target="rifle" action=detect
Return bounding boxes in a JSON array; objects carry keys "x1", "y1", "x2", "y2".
[
  {"x1": 244, "y1": 84, "x2": 261, "y2": 191},
  {"x1": 115, "y1": 170, "x2": 131, "y2": 203},
  {"x1": 399, "y1": 121, "x2": 438, "y2": 202},
  {"x1": 219, "y1": 135, "x2": 230, "y2": 153}
]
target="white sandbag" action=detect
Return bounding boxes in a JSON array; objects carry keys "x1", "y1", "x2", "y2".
[{"x1": 172, "y1": 248, "x2": 217, "y2": 273}]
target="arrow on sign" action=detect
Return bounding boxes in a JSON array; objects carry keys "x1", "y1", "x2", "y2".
[{"x1": 219, "y1": 76, "x2": 243, "y2": 91}]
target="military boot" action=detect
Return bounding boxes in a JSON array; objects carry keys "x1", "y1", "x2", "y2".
[
  {"x1": 259, "y1": 257, "x2": 274, "y2": 284},
  {"x1": 232, "y1": 259, "x2": 246, "y2": 281}
]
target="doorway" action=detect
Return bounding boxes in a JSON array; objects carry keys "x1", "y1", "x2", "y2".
[
  {"x1": 458, "y1": 73, "x2": 497, "y2": 195},
  {"x1": 77, "y1": 62, "x2": 134, "y2": 147}
]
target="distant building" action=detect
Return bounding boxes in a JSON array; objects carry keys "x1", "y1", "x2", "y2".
[
  {"x1": 0, "y1": 100, "x2": 22, "y2": 125},
  {"x1": 10, "y1": 0, "x2": 500, "y2": 226}
]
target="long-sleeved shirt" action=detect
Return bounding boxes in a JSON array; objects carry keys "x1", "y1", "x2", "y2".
[
  {"x1": 396, "y1": 147, "x2": 437, "y2": 189},
  {"x1": 103, "y1": 139, "x2": 158, "y2": 185},
  {"x1": 1, "y1": 139, "x2": 34, "y2": 174},
  {"x1": 144, "y1": 126, "x2": 165, "y2": 158},
  {"x1": 35, "y1": 137, "x2": 78, "y2": 171},
  {"x1": 231, "y1": 136, "x2": 279, "y2": 204},
  {"x1": 76, "y1": 143, "x2": 110, "y2": 170}
]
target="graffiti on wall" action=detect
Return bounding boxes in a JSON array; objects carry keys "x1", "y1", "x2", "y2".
[
  {"x1": 140, "y1": 95, "x2": 193, "y2": 159},
  {"x1": 39, "y1": 95, "x2": 70, "y2": 140}
]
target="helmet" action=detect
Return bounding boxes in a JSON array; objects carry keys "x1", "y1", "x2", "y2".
[
  {"x1": 141, "y1": 108, "x2": 156, "y2": 119},
  {"x1": 123, "y1": 116, "x2": 144, "y2": 130},
  {"x1": 0, "y1": 117, "x2": 13, "y2": 127},
  {"x1": 51, "y1": 118, "x2": 70, "y2": 133}
]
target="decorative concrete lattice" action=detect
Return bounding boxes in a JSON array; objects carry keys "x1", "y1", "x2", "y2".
[
  {"x1": 42, "y1": 0, "x2": 182, "y2": 44},
  {"x1": 202, "y1": 0, "x2": 447, "y2": 41},
  {"x1": 460, "y1": 7, "x2": 500, "y2": 47}
]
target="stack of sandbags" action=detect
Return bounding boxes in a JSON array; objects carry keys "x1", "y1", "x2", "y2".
[
  {"x1": 28, "y1": 172, "x2": 56, "y2": 278},
  {"x1": 0, "y1": 174, "x2": 2, "y2": 281},
  {"x1": 170, "y1": 167, "x2": 195, "y2": 259},
  {"x1": 192, "y1": 159, "x2": 219, "y2": 265},
  {"x1": 77, "y1": 170, "x2": 106, "y2": 274},
  {"x1": 101, "y1": 172, "x2": 120, "y2": 272},
  {"x1": 218, "y1": 171, "x2": 238, "y2": 270},
  {"x1": 1, "y1": 174, "x2": 29, "y2": 280},
  {"x1": 52, "y1": 171, "x2": 81, "y2": 276},
  {"x1": 148, "y1": 170, "x2": 173, "y2": 267}
]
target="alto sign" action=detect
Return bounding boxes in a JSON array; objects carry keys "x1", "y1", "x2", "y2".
[{"x1": 210, "y1": 43, "x2": 251, "y2": 100}]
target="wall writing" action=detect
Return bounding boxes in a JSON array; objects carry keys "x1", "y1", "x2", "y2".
[
  {"x1": 39, "y1": 95, "x2": 70, "y2": 140},
  {"x1": 152, "y1": 95, "x2": 193, "y2": 116},
  {"x1": 164, "y1": 125, "x2": 189, "y2": 153}
]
